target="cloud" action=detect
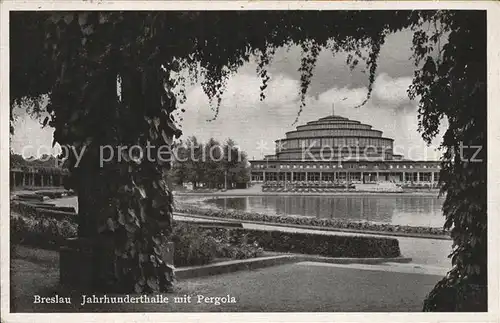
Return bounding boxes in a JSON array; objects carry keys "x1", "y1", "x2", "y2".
[
  {"x1": 371, "y1": 73, "x2": 413, "y2": 105},
  {"x1": 175, "y1": 69, "x2": 445, "y2": 161},
  {"x1": 267, "y1": 28, "x2": 416, "y2": 96}
]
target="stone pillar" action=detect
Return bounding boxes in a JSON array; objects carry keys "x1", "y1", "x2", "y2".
[
  {"x1": 431, "y1": 172, "x2": 434, "y2": 182},
  {"x1": 263, "y1": 171, "x2": 266, "y2": 182},
  {"x1": 376, "y1": 172, "x2": 379, "y2": 182},
  {"x1": 319, "y1": 172, "x2": 322, "y2": 182},
  {"x1": 305, "y1": 171, "x2": 308, "y2": 182},
  {"x1": 291, "y1": 171, "x2": 294, "y2": 182},
  {"x1": 417, "y1": 172, "x2": 420, "y2": 182},
  {"x1": 403, "y1": 171, "x2": 406, "y2": 182}
]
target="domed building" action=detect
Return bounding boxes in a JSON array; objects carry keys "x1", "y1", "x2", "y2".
[{"x1": 250, "y1": 110, "x2": 440, "y2": 188}]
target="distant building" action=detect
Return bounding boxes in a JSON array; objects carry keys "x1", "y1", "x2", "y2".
[
  {"x1": 249, "y1": 113, "x2": 440, "y2": 186},
  {"x1": 10, "y1": 154, "x2": 69, "y2": 189}
]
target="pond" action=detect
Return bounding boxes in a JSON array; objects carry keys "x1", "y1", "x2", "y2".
[
  {"x1": 197, "y1": 195, "x2": 445, "y2": 228},
  {"x1": 53, "y1": 194, "x2": 445, "y2": 228}
]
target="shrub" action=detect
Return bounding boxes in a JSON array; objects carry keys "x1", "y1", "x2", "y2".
[
  {"x1": 11, "y1": 212, "x2": 78, "y2": 249},
  {"x1": 11, "y1": 203, "x2": 264, "y2": 267},
  {"x1": 171, "y1": 223, "x2": 218, "y2": 267},
  {"x1": 171, "y1": 223, "x2": 264, "y2": 266},
  {"x1": 210, "y1": 229, "x2": 264, "y2": 259}
]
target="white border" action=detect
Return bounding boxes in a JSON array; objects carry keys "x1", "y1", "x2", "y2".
[{"x1": 1, "y1": 1, "x2": 499, "y2": 322}]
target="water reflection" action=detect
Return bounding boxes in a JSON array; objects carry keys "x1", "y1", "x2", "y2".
[{"x1": 203, "y1": 195, "x2": 444, "y2": 227}]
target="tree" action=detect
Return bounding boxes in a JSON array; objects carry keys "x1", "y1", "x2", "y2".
[
  {"x1": 10, "y1": 10, "x2": 486, "y2": 310},
  {"x1": 182, "y1": 136, "x2": 206, "y2": 189},
  {"x1": 203, "y1": 138, "x2": 224, "y2": 188},
  {"x1": 223, "y1": 139, "x2": 250, "y2": 188}
]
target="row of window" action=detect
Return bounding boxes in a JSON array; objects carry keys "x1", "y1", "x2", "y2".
[
  {"x1": 297, "y1": 123, "x2": 372, "y2": 131},
  {"x1": 251, "y1": 172, "x2": 440, "y2": 182},
  {"x1": 276, "y1": 152, "x2": 392, "y2": 160},
  {"x1": 389, "y1": 164, "x2": 436, "y2": 169},
  {"x1": 252, "y1": 163, "x2": 441, "y2": 170},
  {"x1": 279, "y1": 137, "x2": 392, "y2": 150},
  {"x1": 286, "y1": 129, "x2": 381, "y2": 139},
  {"x1": 307, "y1": 121, "x2": 361, "y2": 127}
]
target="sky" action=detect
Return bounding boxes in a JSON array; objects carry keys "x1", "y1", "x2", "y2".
[{"x1": 10, "y1": 28, "x2": 447, "y2": 161}]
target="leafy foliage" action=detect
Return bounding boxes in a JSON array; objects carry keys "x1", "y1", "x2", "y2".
[
  {"x1": 10, "y1": 153, "x2": 66, "y2": 175},
  {"x1": 170, "y1": 136, "x2": 250, "y2": 189},
  {"x1": 11, "y1": 206, "x2": 263, "y2": 268},
  {"x1": 408, "y1": 11, "x2": 487, "y2": 311},
  {"x1": 206, "y1": 227, "x2": 401, "y2": 258},
  {"x1": 10, "y1": 10, "x2": 486, "y2": 310}
]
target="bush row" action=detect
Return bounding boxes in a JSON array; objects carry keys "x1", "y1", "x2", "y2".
[
  {"x1": 11, "y1": 212, "x2": 78, "y2": 249},
  {"x1": 12, "y1": 200, "x2": 402, "y2": 262},
  {"x1": 10, "y1": 205, "x2": 263, "y2": 267},
  {"x1": 174, "y1": 205, "x2": 449, "y2": 237},
  {"x1": 171, "y1": 223, "x2": 264, "y2": 267},
  {"x1": 11, "y1": 201, "x2": 76, "y2": 220},
  {"x1": 204, "y1": 227, "x2": 401, "y2": 258}
]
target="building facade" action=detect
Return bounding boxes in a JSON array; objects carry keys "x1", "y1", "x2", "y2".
[
  {"x1": 249, "y1": 113, "x2": 440, "y2": 187},
  {"x1": 10, "y1": 154, "x2": 69, "y2": 189},
  {"x1": 10, "y1": 166, "x2": 68, "y2": 189}
]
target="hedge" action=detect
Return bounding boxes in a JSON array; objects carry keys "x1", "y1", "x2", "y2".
[
  {"x1": 11, "y1": 212, "x2": 78, "y2": 249},
  {"x1": 11, "y1": 201, "x2": 76, "y2": 220},
  {"x1": 205, "y1": 227, "x2": 401, "y2": 258},
  {"x1": 10, "y1": 203, "x2": 264, "y2": 267},
  {"x1": 11, "y1": 200, "x2": 401, "y2": 261},
  {"x1": 174, "y1": 205, "x2": 449, "y2": 237}
]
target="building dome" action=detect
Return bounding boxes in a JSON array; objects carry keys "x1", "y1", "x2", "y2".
[{"x1": 274, "y1": 114, "x2": 396, "y2": 161}]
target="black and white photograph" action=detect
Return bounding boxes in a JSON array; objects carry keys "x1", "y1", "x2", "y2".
[{"x1": 1, "y1": 1, "x2": 498, "y2": 321}]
